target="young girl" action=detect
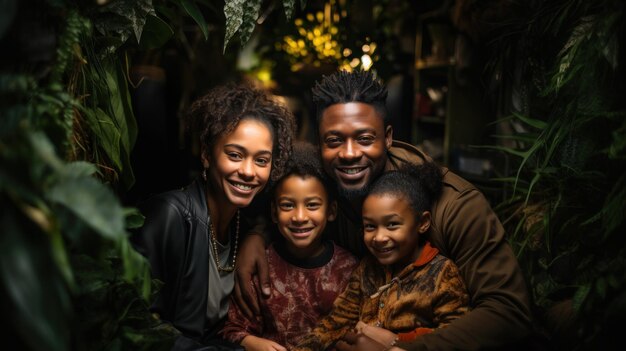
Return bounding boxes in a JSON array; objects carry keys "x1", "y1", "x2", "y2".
[
  {"x1": 294, "y1": 162, "x2": 469, "y2": 351},
  {"x1": 132, "y1": 83, "x2": 295, "y2": 350},
  {"x1": 220, "y1": 142, "x2": 359, "y2": 351}
]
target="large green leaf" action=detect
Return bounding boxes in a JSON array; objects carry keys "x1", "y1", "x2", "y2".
[
  {"x1": 83, "y1": 107, "x2": 123, "y2": 171},
  {"x1": 238, "y1": 0, "x2": 261, "y2": 46},
  {"x1": 94, "y1": 0, "x2": 155, "y2": 45},
  {"x1": 47, "y1": 175, "x2": 126, "y2": 240},
  {"x1": 139, "y1": 14, "x2": 174, "y2": 49},
  {"x1": 1, "y1": 206, "x2": 70, "y2": 351},
  {"x1": 223, "y1": 0, "x2": 244, "y2": 51},
  {"x1": 181, "y1": 0, "x2": 209, "y2": 40}
]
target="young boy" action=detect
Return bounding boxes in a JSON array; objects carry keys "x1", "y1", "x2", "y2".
[
  {"x1": 294, "y1": 162, "x2": 470, "y2": 351},
  {"x1": 220, "y1": 142, "x2": 358, "y2": 351}
]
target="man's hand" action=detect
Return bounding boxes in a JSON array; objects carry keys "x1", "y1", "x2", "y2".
[
  {"x1": 234, "y1": 234, "x2": 270, "y2": 318},
  {"x1": 335, "y1": 331, "x2": 405, "y2": 351},
  {"x1": 355, "y1": 321, "x2": 398, "y2": 347},
  {"x1": 241, "y1": 335, "x2": 287, "y2": 351}
]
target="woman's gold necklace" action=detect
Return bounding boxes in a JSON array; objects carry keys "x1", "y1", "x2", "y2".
[{"x1": 208, "y1": 209, "x2": 239, "y2": 273}]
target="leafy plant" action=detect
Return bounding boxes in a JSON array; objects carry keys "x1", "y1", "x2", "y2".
[
  {"x1": 479, "y1": 0, "x2": 625, "y2": 348},
  {"x1": 1, "y1": 0, "x2": 305, "y2": 349}
]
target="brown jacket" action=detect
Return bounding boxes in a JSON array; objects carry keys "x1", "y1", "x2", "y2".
[{"x1": 329, "y1": 140, "x2": 532, "y2": 350}]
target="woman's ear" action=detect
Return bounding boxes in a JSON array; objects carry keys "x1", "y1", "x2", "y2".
[
  {"x1": 201, "y1": 151, "x2": 210, "y2": 169},
  {"x1": 417, "y1": 211, "x2": 432, "y2": 234},
  {"x1": 327, "y1": 200, "x2": 338, "y2": 222}
]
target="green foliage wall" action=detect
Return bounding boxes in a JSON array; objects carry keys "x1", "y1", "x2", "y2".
[
  {"x1": 476, "y1": 0, "x2": 626, "y2": 348},
  {"x1": 0, "y1": 0, "x2": 303, "y2": 349}
]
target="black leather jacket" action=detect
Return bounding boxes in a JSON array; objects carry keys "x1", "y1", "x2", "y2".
[{"x1": 132, "y1": 179, "x2": 215, "y2": 344}]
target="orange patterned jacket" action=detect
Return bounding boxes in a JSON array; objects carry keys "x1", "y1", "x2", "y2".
[{"x1": 294, "y1": 242, "x2": 469, "y2": 351}]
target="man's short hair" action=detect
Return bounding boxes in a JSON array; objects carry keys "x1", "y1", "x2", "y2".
[{"x1": 311, "y1": 70, "x2": 389, "y2": 125}]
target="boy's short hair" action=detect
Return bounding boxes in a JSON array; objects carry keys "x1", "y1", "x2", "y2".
[
  {"x1": 367, "y1": 162, "x2": 443, "y2": 214},
  {"x1": 271, "y1": 141, "x2": 336, "y2": 203}
]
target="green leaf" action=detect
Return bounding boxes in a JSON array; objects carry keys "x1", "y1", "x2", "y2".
[
  {"x1": 95, "y1": 0, "x2": 155, "y2": 45},
  {"x1": 223, "y1": 0, "x2": 244, "y2": 51},
  {"x1": 513, "y1": 112, "x2": 548, "y2": 130},
  {"x1": 139, "y1": 15, "x2": 174, "y2": 49},
  {"x1": 181, "y1": 0, "x2": 208, "y2": 40},
  {"x1": 238, "y1": 0, "x2": 262, "y2": 46},
  {"x1": 0, "y1": 0, "x2": 17, "y2": 40},
  {"x1": 124, "y1": 207, "x2": 145, "y2": 229},
  {"x1": 83, "y1": 107, "x2": 123, "y2": 171},
  {"x1": 283, "y1": 0, "x2": 295, "y2": 20},
  {"x1": 572, "y1": 284, "x2": 591, "y2": 312},
  {"x1": 1, "y1": 207, "x2": 70, "y2": 351},
  {"x1": 47, "y1": 176, "x2": 126, "y2": 240}
]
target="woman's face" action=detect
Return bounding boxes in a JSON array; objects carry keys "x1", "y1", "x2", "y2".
[{"x1": 205, "y1": 118, "x2": 274, "y2": 208}]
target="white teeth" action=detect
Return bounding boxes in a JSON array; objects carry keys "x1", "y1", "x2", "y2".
[
  {"x1": 342, "y1": 168, "x2": 364, "y2": 174},
  {"x1": 233, "y1": 183, "x2": 252, "y2": 190},
  {"x1": 291, "y1": 228, "x2": 312, "y2": 233}
]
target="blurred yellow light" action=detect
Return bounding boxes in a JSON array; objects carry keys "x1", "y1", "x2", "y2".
[
  {"x1": 313, "y1": 28, "x2": 321, "y2": 36},
  {"x1": 343, "y1": 48, "x2": 352, "y2": 57},
  {"x1": 257, "y1": 69, "x2": 271, "y2": 83},
  {"x1": 362, "y1": 44, "x2": 370, "y2": 53},
  {"x1": 295, "y1": 19, "x2": 303, "y2": 26},
  {"x1": 330, "y1": 27, "x2": 338, "y2": 35},
  {"x1": 369, "y1": 42, "x2": 377, "y2": 53},
  {"x1": 349, "y1": 58, "x2": 360, "y2": 67},
  {"x1": 340, "y1": 64, "x2": 352, "y2": 72},
  {"x1": 361, "y1": 54, "x2": 373, "y2": 70},
  {"x1": 297, "y1": 39, "x2": 305, "y2": 48},
  {"x1": 298, "y1": 28, "x2": 307, "y2": 36},
  {"x1": 316, "y1": 12, "x2": 324, "y2": 22},
  {"x1": 306, "y1": 13, "x2": 314, "y2": 21}
]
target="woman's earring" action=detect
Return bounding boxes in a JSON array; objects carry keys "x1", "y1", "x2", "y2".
[{"x1": 202, "y1": 168, "x2": 208, "y2": 181}]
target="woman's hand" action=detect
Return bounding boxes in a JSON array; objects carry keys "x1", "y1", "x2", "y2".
[
  {"x1": 234, "y1": 233, "x2": 270, "y2": 318},
  {"x1": 241, "y1": 335, "x2": 287, "y2": 351},
  {"x1": 355, "y1": 321, "x2": 399, "y2": 347}
]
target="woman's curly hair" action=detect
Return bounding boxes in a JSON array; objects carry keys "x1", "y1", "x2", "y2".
[{"x1": 186, "y1": 82, "x2": 296, "y2": 181}]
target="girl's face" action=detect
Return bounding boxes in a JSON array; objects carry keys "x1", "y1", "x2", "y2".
[
  {"x1": 362, "y1": 194, "x2": 430, "y2": 268},
  {"x1": 272, "y1": 175, "x2": 337, "y2": 259},
  {"x1": 205, "y1": 119, "x2": 273, "y2": 208}
]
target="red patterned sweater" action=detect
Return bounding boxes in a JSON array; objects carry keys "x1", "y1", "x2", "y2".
[{"x1": 220, "y1": 240, "x2": 358, "y2": 349}]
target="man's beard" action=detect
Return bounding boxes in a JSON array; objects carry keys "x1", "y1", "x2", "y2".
[{"x1": 337, "y1": 184, "x2": 370, "y2": 202}]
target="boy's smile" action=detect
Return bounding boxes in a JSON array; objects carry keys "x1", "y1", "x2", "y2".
[{"x1": 272, "y1": 175, "x2": 336, "y2": 259}]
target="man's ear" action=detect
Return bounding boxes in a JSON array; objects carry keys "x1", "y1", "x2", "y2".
[
  {"x1": 417, "y1": 211, "x2": 431, "y2": 234},
  {"x1": 385, "y1": 125, "x2": 393, "y2": 150},
  {"x1": 327, "y1": 200, "x2": 338, "y2": 222}
]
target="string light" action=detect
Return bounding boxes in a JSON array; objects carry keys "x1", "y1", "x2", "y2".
[{"x1": 279, "y1": 1, "x2": 378, "y2": 72}]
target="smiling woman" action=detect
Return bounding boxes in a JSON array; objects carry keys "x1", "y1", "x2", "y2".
[{"x1": 130, "y1": 82, "x2": 295, "y2": 350}]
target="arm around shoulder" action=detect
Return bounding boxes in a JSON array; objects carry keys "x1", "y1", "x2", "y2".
[{"x1": 410, "y1": 185, "x2": 532, "y2": 350}]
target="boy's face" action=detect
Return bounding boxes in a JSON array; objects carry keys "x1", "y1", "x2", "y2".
[
  {"x1": 362, "y1": 194, "x2": 430, "y2": 267},
  {"x1": 272, "y1": 175, "x2": 337, "y2": 258},
  {"x1": 318, "y1": 102, "x2": 392, "y2": 200}
]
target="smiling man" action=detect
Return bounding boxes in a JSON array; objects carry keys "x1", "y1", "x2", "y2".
[{"x1": 235, "y1": 70, "x2": 533, "y2": 350}]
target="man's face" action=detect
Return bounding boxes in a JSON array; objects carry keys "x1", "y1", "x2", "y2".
[{"x1": 318, "y1": 102, "x2": 392, "y2": 200}]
